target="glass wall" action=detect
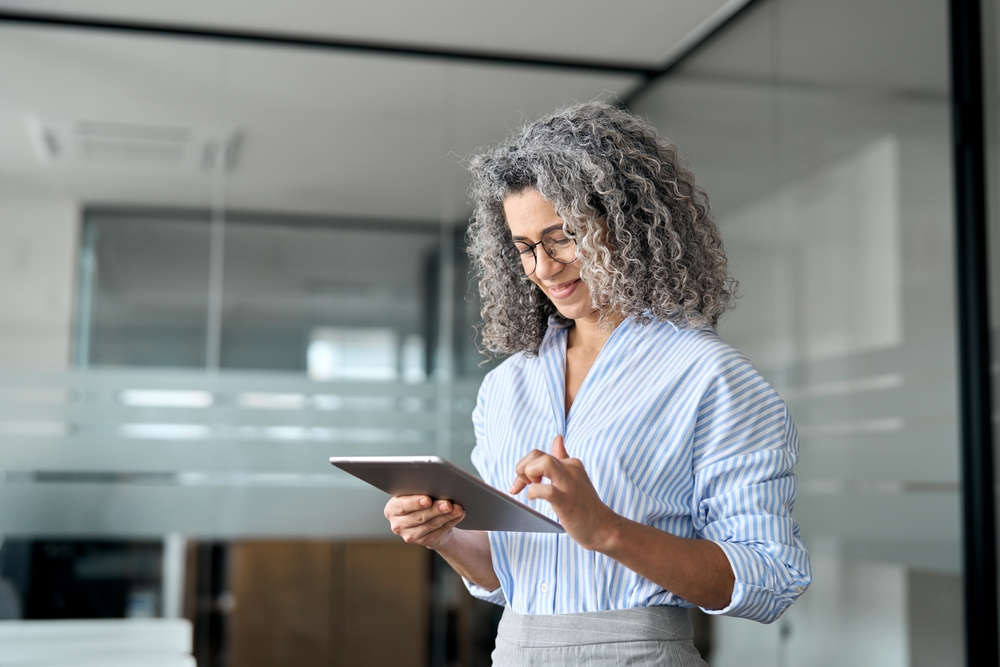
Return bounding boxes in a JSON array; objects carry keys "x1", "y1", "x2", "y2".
[
  {"x1": 0, "y1": 1, "x2": 978, "y2": 665},
  {"x1": 0, "y1": 14, "x2": 641, "y2": 667},
  {"x1": 633, "y1": 0, "x2": 963, "y2": 664},
  {"x1": 81, "y1": 210, "x2": 444, "y2": 374}
]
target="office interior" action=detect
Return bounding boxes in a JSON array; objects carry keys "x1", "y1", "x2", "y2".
[{"x1": 0, "y1": 0, "x2": 998, "y2": 665}]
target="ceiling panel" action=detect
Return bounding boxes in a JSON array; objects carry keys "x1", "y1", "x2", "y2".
[
  {"x1": 0, "y1": 0, "x2": 748, "y2": 66},
  {"x1": 0, "y1": 25, "x2": 640, "y2": 220},
  {"x1": 675, "y1": 0, "x2": 948, "y2": 96}
]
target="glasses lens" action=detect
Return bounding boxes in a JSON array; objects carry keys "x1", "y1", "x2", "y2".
[
  {"x1": 506, "y1": 242, "x2": 535, "y2": 275},
  {"x1": 543, "y1": 233, "x2": 576, "y2": 264}
]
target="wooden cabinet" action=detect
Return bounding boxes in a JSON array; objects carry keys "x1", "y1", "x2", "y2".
[{"x1": 228, "y1": 541, "x2": 429, "y2": 667}]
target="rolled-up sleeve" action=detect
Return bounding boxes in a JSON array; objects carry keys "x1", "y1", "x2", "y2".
[
  {"x1": 691, "y1": 358, "x2": 812, "y2": 623},
  {"x1": 463, "y1": 577, "x2": 507, "y2": 606}
]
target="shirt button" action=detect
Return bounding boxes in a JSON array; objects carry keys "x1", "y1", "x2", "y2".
[
  {"x1": 539, "y1": 582, "x2": 549, "y2": 593},
  {"x1": 794, "y1": 586, "x2": 805, "y2": 594}
]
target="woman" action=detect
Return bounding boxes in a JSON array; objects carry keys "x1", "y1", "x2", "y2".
[{"x1": 385, "y1": 102, "x2": 811, "y2": 665}]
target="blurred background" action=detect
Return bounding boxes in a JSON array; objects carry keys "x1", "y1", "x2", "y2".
[{"x1": 0, "y1": 0, "x2": 995, "y2": 665}]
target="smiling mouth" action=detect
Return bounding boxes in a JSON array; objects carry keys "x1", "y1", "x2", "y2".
[{"x1": 547, "y1": 279, "x2": 580, "y2": 299}]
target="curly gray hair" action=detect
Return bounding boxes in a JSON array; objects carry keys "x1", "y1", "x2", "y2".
[{"x1": 467, "y1": 101, "x2": 736, "y2": 356}]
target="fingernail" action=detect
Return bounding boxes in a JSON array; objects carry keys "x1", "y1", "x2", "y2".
[
  {"x1": 419, "y1": 497, "x2": 430, "y2": 507},
  {"x1": 439, "y1": 502, "x2": 449, "y2": 511}
]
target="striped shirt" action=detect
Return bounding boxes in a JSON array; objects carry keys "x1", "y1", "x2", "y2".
[{"x1": 464, "y1": 316, "x2": 811, "y2": 623}]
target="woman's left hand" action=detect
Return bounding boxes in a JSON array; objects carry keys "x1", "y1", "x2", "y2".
[{"x1": 510, "y1": 435, "x2": 620, "y2": 552}]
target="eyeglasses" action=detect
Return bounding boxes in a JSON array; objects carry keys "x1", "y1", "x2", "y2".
[{"x1": 505, "y1": 229, "x2": 577, "y2": 276}]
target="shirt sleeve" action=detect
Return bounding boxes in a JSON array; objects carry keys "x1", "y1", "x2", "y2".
[
  {"x1": 464, "y1": 576, "x2": 507, "y2": 606},
  {"x1": 461, "y1": 372, "x2": 508, "y2": 607},
  {"x1": 690, "y1": 353, "x2": 812, "y2": 623}
]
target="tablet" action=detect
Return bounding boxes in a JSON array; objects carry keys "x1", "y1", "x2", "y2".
[{"x1": 329, "y1": 455, "x2": 564, "y2": 533}]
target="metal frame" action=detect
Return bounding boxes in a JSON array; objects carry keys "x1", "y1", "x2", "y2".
[
  {"x1": 620, "y1": 0, "x2": 764, "y2": 107},
  {"x1": 949, "y1": 0, "x2": 999, "y2": 664},
  {"x1": 0, "y1": 4, "x2": 761, "y2": 107},
  {"x1": 0, "y1": 8, "x2": 656, "y2": 77}
]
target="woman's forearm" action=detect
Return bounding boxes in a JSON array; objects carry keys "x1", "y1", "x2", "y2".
[
  {"x1": 434, "y1": 528, "x2": 501, "y2": 591},
  {"x1": 512, "y1": 440, "x2": 735, "y2": 610},
  {"x1": 598, "y1": 516, "x2": 735, "y2": 611}
]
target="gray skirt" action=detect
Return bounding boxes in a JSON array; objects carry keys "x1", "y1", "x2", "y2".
[{"x1": 493, "y1": 606, "x2": 709, "y2": 667}]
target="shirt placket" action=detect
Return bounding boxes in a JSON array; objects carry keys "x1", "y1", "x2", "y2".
[{"x1": 537, "y1": 326, "x2": 566, "y2": 614}]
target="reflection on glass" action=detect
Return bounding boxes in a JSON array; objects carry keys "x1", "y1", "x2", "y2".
[
  {"x1": 635, "y1": 0, "x2": 961, "y2": 664},
  {"x1": 0, "y1": 0, "x2": 974, "y2": 663},
  {"x1": 308, "y1": 327, "x2": 407, "y2": 382},
  {"x1": 81, "y1": 211, "x2": 445, "y2": 376},
  {"x1": 0, "y1": 16, "x2": 642, "y2": 666},
  {"x1": 82, "y1": 212, "x2": 211, "y2": 367}
]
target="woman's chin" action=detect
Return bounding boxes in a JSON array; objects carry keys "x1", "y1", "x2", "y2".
[
  {"x1": 553, "y1": 302, "x2": 599, "y2": 323},
  {"x1": 543, "y1": 281, "x2": 596, "y2": 322}
]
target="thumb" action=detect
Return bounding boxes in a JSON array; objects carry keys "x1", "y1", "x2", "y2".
[{"x1": 552, "y1": 434, "x2": 568, "y2": 459}]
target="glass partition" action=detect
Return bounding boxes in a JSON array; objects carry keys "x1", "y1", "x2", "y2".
[
  {"x1": 633, "y1": 0, "x2": 963, "y2": 664},
  {"x1": 0, "y1": 15, "x2": 640, "y2": 666},
  {"x1": 0, "y1": 2, "x2": 976, "y2": 664}
]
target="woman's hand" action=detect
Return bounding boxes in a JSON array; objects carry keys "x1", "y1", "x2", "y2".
[
  {"x1": 511, "y1": 436, "x2": 735, "y2": 609},
  {"x1": 384, "y1": 495, "x2": 465, "y2": 550},
  {"x1": 510, "y1": 435, "x2": 621, "y2": 551},
  {"x1": 385, "y1": 496, "x2": 500, "y2": 591}
]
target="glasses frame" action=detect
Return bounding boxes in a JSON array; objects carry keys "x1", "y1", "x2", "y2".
[{"x1": 507, "y1": 230, "x2": 577, "y2": 277}]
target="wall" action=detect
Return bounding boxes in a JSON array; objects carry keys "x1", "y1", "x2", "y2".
[{"x1": 0, "y1": 196, "x2": 78, "y2": 369}]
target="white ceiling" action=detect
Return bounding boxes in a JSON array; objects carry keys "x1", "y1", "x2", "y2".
[
  {"x1": 0, "y1": 0, "x2": 747, "y2": 66},
  {"x1": 0, "y1": 1, "x2": 751, "y2": 221}
]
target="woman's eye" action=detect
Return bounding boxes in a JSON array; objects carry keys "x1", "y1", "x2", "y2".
[
  {"x1": 548, "y1": 237, "x2": 571, "y2": 246},
  {"x1": 515, "y1": 245, "x2": 534, "y2": 255}
]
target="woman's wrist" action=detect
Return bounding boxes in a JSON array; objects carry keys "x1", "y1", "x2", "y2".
[
  {"x1": 592, "y1": 511, "x2": 628, "y2": 555},
  {"x1": 428, "y1": 525, "x2": 462, "y2": 554},
  {"x1": 432, "y1": 529, "x2": 501, "y2": 591}
]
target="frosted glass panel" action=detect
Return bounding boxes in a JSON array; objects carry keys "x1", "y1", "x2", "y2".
[
  {"x1": 0, "y1": 367, "x2": 480, "y2": 537},
  {"x1": 634, "y1": 0, "x2": 961, "y2": 663}
]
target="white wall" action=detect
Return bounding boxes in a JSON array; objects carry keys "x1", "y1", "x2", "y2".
[
  {"x1": 703, "y1": 132, "x2": 962, "y2": 667},
  {"x1": 0, "y1": 196, "x2": 78, "y2": 368},
  {"x1": 719, "y1": 135, "x2": 903, "y2": 367},
  {"x1": 710, "y1": 559, "x2": 964, "y2": 667}
]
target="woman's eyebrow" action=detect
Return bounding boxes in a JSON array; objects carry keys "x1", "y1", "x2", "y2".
[{"x1": 511, "y1": 224, "x2": 564, "y2": 241}]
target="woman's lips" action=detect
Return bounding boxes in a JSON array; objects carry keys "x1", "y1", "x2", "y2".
[{"x1": 547, "y1": 279, "x2": 580, "y2": 300}]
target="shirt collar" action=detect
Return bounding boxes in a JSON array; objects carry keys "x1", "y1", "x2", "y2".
[{"x1": 546, "y1": 311, "x2": 713, "y2": 334}]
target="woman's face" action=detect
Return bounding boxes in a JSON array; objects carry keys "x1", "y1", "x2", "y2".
[{"x1": 503, "y1": 189, "x2": 597, "y2": 323}]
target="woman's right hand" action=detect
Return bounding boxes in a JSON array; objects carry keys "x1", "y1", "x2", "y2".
[{"x1": 384, "y1": 495, "x2": 466, "y2": 549}]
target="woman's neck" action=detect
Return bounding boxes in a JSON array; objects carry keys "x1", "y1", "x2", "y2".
[{"x1": 567, "y1": 309, "x2": 625, "y2": 354}]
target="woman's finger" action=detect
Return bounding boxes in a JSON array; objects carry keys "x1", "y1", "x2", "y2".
[
  {"x1": 511, "y1": 438, "x2": 575, "y2": 495},
  {"x1": 511, "y1": 453, "x2": 570, "y2": 495},
  {"x1": 384, "y1": 495, "x2": 432, "y2": 519},
  {"x1": 552, "y1": 434, "x2": 569, "y2": 459},
  {"x1": 417, "y1": 505, "x2": 464, "y2": 533},
  {"x1": 398, "y1": 506, "x2": 465, "y2": 544},
  {"x1": 510, "y1": 449, "x2": 548, "y2": 494},
  {"x1": 513, "y1": 449, "x2": 546, "y2": 478},
  {"x1": 526, "y1": 481, "x2": 563, "y2": 504},
  {"x1": 413, "y1": 513, "x2": 466, "y2": 544},
  {"x1": 395, "y1": 501, "x2": 460, "y2": 528},
  {"x1": 522, "y1": 453, "x2": 569, "y2": 487}
]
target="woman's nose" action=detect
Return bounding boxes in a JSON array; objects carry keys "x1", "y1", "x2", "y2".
[{"x1": 533, "y1": 249, "x2": 563, "y2": 279}]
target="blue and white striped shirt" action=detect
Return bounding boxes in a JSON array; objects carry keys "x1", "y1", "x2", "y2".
[{"x1": 464, "y1": 316, "x2": 811, "y2": 623}]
